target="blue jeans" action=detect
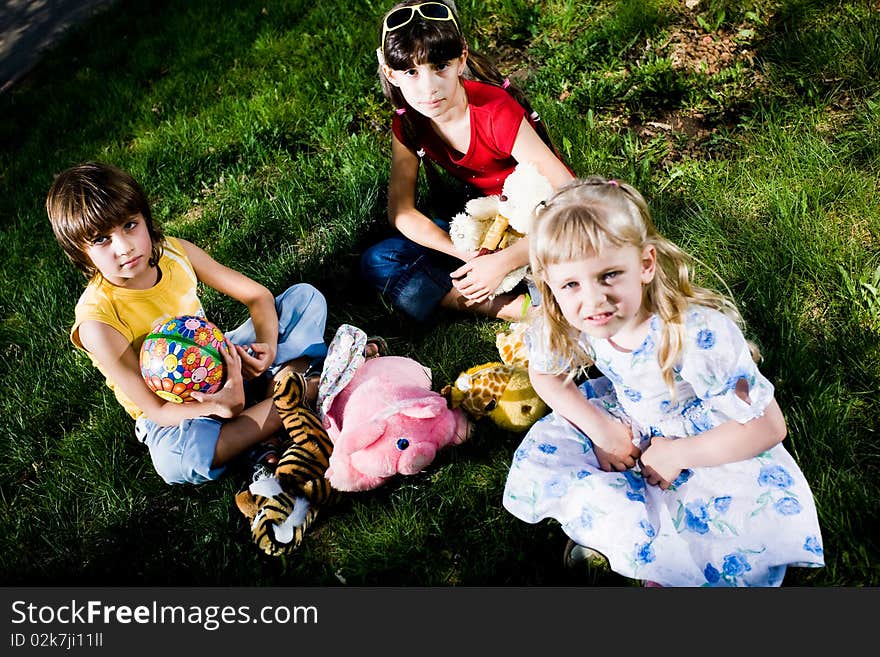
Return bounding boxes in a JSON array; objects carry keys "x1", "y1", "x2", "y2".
[
  {"x1": 135, "y1": 283, "x2": 329, "y2": 485},
  {"x1": 360, "y1": 219, "x2": 460, "y2": 322}
]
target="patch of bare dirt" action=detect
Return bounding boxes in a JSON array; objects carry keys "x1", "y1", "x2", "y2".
[
  {"x1": 624, "y1": 9, "x2": 773, "y2": 164},
  {"x1": 485, "y1": 6, "x2": 772, "y2": 166},
  {"x1": 662, "y1": 26, "x2": 753, "y2": 76},
  {"x1": 631, "y1": 110, "x2": 717, "y2": 164},
  {"x1": 180, "y1": 203, "x2": 204, "y2": 224},
  {"x1": 489, "y1": 43, "x2": 536, "y2": 85}
]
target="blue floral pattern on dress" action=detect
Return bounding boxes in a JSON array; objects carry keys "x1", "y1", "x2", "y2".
[
  {"x1": 804, "y1": 536, "x2": 823, "y2": 555},
  {"x1": 635, "y1": 541, "x2": 656, "y2": 565},
  {"x1": 758, "y1": 464, "x2": 794, "y2": 489},
  {"x1": 621, "y1": 470, "x2": 646, "y2": 502},
  {"x1": 544, "y1": 478, "x2": 568, "y2": 499},
  {"x1": 623, "y1": 388, "x2": 642, "y2": 402},
  {"x1": 504, "y1": 305, "x2": 824, "y2": 587},
  {"x1": 668, "y1": 468, "x2": 693, "y2": 490},
  {"x1": 684, "y1": 500, "x2": 711, "y2": 534},
  {"x1": 774, "y1": 497, "x2": 802, "y2": 515},
  {"x1": 704, "y1": 562, "x2": 721, "y2": 583},
  {"x1": 696, "y1": 329, "x2": 715, "y2": 349},
  {"x1": 575, "y1": 509, "x2": 594, "y2": 531},
  {"x1": 631, "y1": 331, "x2": 656, "y2": 361},
  {"x1": 681, "y1": 398, "x2": 713, "y2": 432}
]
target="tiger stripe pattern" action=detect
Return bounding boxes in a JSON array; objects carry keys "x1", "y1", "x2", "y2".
[
  {"x1": 272, "y1": 370, "x2": 338, "y2": 507},
  {"x1": 234, "y1": 370, "x2": 339, "y2": 557},
  {"x1": 235, "y1": 486, "x2": 320, "y2": 557}
]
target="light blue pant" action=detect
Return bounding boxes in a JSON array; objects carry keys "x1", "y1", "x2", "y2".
[{"x1": 134, "y1": 283, "x2": 329, "y2": 485}]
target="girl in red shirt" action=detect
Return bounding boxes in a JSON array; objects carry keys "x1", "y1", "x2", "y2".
[{"x1": 361, "y1": 1, "x2": 574, "y2": 321}]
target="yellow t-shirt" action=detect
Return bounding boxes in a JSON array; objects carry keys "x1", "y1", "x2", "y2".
[{"x1": 71, "y1": 236, "x2": 204, "y2": 420}]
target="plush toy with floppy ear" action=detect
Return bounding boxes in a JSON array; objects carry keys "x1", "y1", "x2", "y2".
[
  {"x1": 442, "y1": 361, "x2": 548, "y2": 433},
  {"x1": 442, "y1": 322, "x2": 548, "y2": 432},
  {"x1": 448, "y1": 162, "x2": 553, "y2": 298},
  {"x1": 322, "y1": 355, "x2": 472, "y2": 492},
  {"x1": 234, "y1": 370, "x2": 339, "y2": 557}
]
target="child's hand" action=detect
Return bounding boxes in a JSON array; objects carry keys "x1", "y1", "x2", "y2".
[
  {"x1": 191, "y1": 339, "x2": 245, "y2": 417},
  {"x1": 450, "y1": 251, "x2": 510, "y2": 303},
  {"x1": 592, "y1": 420, "x2": 641, "y2": 472},
  {"x1": 638, "y1": 436, "x2": 682, "y2": 489},
  {"x1": 236, "y1": 342, "x2": 275, "y2": 380}
]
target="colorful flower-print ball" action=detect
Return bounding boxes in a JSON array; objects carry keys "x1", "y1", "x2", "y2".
[{"x1": 139, "y1": 315, "x2": 229, "y2": 404}]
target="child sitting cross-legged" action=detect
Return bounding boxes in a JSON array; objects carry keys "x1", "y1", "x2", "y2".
[
  {"x1": 361, "y1": 1, "x2": 575, "y2": 322},
  {"x1": 46, "y1": 161, "x2": 329, "y2": 485}
]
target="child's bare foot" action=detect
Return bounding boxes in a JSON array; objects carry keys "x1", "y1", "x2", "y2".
[{"x1": 365, "y1": 336, "x2": 389, "y2": 359}]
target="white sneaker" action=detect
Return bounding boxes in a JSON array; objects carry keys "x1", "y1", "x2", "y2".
[{"x1": 563, "y1": 539, "x2": 609, "y2": 569}]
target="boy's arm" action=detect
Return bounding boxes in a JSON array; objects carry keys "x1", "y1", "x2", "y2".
[
  {"x1": 530, "y1": 366, "x2": 640, "y2": 472},
  {"x1": 78, "y1": 320, "x2": 245, "y2": 426},
  {"x1": 179, "y1": 239, "x2": 278, "y2": 379}
]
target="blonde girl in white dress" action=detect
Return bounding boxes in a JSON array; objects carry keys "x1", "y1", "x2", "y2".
[{"x1": 502, "y1": 177, "x2": 824, "y2": 586}]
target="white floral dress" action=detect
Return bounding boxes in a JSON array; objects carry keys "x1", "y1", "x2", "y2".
[{"x1": 503, "y1": 306, "x2": 825, "y2": 587}]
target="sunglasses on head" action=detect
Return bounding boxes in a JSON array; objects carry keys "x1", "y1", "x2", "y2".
[{"x1": 381, "y1": 2, "x2": 459, "y2": 58}]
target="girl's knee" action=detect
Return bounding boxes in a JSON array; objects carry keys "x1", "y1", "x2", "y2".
[
  {"x1": 360, "y1": 242, "x2": 383, "y2": 268},
  {"x1": 360, "y1": 243, "x2": 396, "y2": 286},
  {"x1": 360, "y1": 236, "x2": 427, "y2": 287}
]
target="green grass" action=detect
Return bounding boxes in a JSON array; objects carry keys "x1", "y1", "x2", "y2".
[{"x1": 1, "y1": 0, "x2": 878, "y2": 586}]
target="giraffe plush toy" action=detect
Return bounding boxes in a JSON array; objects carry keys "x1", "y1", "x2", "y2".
[
  {"x1": 441, "y1": 361, "x2": 546, "y2": 432},
  {"x1": 443, "y1": 321, "x2": 547, "y2": 432},
  {"x1": 495, "y1": 322, "x2": 530, "y2": 368}
]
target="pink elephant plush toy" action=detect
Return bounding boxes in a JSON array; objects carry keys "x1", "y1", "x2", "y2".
[{"x1": 323, "y1": 355, "x2": 471, "y2": 492}]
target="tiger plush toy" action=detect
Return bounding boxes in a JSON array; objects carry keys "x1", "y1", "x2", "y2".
[
  {"x1": 235, "y1": 370, "x2": 340, "y2": 557},
  {"x1": 273, "y1": 371, "x2": 336, "y2": 504}
]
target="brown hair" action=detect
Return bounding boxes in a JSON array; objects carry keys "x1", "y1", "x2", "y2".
[
  {"x1": 46, "y1": 161, "x2": 163, "y2": 278},
  {"x1": 378, "y1": 1, "x2": 562, "y2": 176}
]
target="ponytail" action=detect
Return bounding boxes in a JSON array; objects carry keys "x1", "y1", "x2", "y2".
[
  {"x1": 377, "y1": 1, "x2": 566, "y2": 200},
  {"x1": 464, "y1": 50, "x2": 560, "y2": 157}
]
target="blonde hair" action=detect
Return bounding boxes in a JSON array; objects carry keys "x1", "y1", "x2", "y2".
[
  {"x1": 530, "y1": 176, "x2": 756, "y2": 393},
  {"x1": 46, "y1": 161, "x2": 163, "y2": 279}
]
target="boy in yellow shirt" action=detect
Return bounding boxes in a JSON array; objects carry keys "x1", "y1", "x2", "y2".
[{"x1": 47, "y1": 161, "x2": 328, "y2": 484}]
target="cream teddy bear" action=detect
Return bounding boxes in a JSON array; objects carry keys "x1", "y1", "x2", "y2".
[{"x1": 448, "y1": 162, "x2": 553, "y2": 298}]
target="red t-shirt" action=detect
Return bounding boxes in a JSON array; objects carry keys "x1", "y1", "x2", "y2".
[{"x1": 392, "y1": 79, "x2": 528, "y2": 196}]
